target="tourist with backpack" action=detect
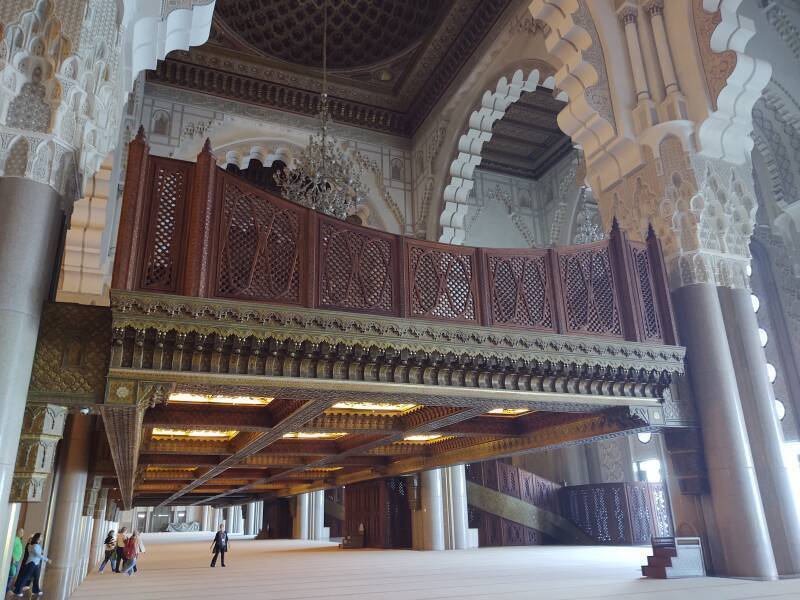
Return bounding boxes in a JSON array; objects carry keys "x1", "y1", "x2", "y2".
[{"x1": 121, "y1": 531, "x2": 145, "y2": 576}]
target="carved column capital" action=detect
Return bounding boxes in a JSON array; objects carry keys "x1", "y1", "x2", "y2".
[
  {"x1": 618, "y1": 6, "x2": 639, "y2": 26},
  {"x1": 11, "y1": 403, "x2": 68, "y2": 502},
  {"x1": 83, "y1": 474, "x2": 104, "y2": 516},
  {"x1": 645, "y1": 0, "x2": 665, "y2": 17}
]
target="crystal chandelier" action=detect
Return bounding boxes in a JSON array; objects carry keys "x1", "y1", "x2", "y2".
[{"x1": 274, "y1": 1, "x2": 369, "y2": 220}]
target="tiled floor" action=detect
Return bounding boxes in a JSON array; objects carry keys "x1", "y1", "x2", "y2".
[{"x1": 68, "y1": 532, "x2": 800, "y2": 599}]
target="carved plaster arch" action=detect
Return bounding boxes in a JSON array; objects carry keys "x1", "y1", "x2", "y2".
[
  {"x1": 438, "y1": 0, "x2": 624, "y2": 245},
  {"x1": 119, "y1": 0, "x2": 216, "y2": 95},
  {"x1": 439, "y1": 67, "x2": 558, "y2": 244},
  {"x1": 695, "y1": 0, "x2": 773, "y2": 164}
]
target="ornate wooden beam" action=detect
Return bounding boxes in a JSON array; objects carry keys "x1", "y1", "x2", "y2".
[
  {"x1": 155, "y1": 398, "x2": 333, "y2": 507},
  {"x1": 98, "y1": 380, "x2": 173, "y2": 509}
]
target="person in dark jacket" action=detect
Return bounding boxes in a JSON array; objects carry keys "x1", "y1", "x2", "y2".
[
  {"x1": 98, "y1": 530, "x2": 116, "y2": 573},
  {"x1": 210, "y1": 523, "x2": 229, "y2": 567}
]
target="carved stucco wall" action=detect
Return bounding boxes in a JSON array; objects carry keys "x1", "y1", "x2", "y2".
[
  {"x1": 138, "y1": 83, "x2": 414, "y2": 236},
  {"x1": 460, "y1": 151, "x2": 582, "y2": 249},
  {"x1": 0, "y1": 0, "x2": 215, "y2": 198}
]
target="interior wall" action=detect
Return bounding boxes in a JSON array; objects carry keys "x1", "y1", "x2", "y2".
[
  {"x1": 460, "y1": 151, "x2": 582, "y2": 249},
  {"x1": 133, "y1": 83, "x2": 415, "y2": 236}
]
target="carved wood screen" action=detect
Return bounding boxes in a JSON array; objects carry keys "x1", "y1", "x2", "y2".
[
  {"x1": 139, "y1": 158, "x2": 192, "y2": 292},
  {"x1": 344, "y1": 477, "x2": 411, "y2": 549},
  {"x1": 466, "y1": 459, "x2": 561, "y2": 547},
  {"x1": 555, "y1": 242, "x2": 623, "y2": 338},
  {"x1": 213, "y1": 176, "x2": 307, "y2": 304},
  {"x1": 629, "y1": 241, "x2": 664, "y2": 342},
  {"x1": 405, "y1": 240, "x2": 479, "y2": 323},
  {"x1": 483, "y1": 249, "x2": 556, "y2": 332},
  {"x1": 558, "y1": 482, "x2": 673, "y2": 545},
  {"x1": 317, "y1": 215, "x2": 400, "y2": 316},
  {"x1": 113, "y1": 139, "x2": 679, "y2": 345}
]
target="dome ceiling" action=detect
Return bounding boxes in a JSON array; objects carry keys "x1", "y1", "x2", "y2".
[{"x1": 213, "y1": 0, "x2": 447, "y2": 71}]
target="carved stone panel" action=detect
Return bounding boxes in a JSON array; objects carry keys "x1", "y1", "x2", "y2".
[{"x1": 11, "y1": 404, "x2": 68, "y2": 502}]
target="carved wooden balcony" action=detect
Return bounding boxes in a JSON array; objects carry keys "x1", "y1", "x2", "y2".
[{"x1": 54, "y1": 131, "x2": 692, "y2": 507}]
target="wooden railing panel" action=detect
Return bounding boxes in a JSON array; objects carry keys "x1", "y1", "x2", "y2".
[
  {"x1": 554, "y1": 241, "x2": 624, "y2": 339},
  {"x1": 316, "y1": 214, "x2": 402, "y2": 316},
  {"x1": 404, "y1": 239, "x2": 480, "y2": 324},
  {"x1": 139, "y1": 157, "x2": 193, "y2": 293},
  {"x1": 113, "y1": 139, "x2": 681, "y2": 345},
  {"x1": 211, "y1": 175, "x2": 309, "y2": 306},
  {"x1": 482, "y1": 248, "x2": 558, "y2": 332}
]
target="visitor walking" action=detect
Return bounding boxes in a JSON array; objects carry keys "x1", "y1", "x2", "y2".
[
  {"x1": 210, "y1": 523, "x2": 229, "y2": 567},
  {"x1": 5, "y1": 527, "x2": 23, "y2": 592},
  {"x1": 97, "y1": 530, "x2": 117, "y2": 573},
  {"x1": 121, "y1": 531, "x2": 145, "y2": 576},
  {"x1": 12, "y1": 533, "x2": 50, "y2": 597},
  {"x1": 113, "y1": 527, "x2": 128, "y2": 573}
]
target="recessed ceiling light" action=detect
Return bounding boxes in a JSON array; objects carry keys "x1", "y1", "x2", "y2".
[
  {"x1": 282, "y1": 432, "x2": 348, "y2": 440},
  {"x1": 330, "y1": 401, "x2": 418, "y2": 413},
  {"x1": 487, "y1": 408, "x2": 531, "y2": 417},
  {"x1": 403, "y1": 433, "x2": 444, "y2": 443},
  {"x1": 151, "y1": 428, "x2": 239, "y2": 441},
  {"x1": 168, "y1": 393, "x2": 273, "y2": 406}
]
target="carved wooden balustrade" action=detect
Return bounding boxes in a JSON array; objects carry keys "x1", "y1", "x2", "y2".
[{"x1": 113, "y1": 130, "x2": 677, "y2": 346}]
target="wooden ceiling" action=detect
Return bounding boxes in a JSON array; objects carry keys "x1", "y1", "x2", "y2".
[
  {"x1": 151, "y1": 0, "x2": 529, "y2": 136},
  {"x1": 479, "y1": 87, "x2": 573, "y2": 180},
  {"x1": 113, "y1": 397, "x2": 642, "y2": 507}
]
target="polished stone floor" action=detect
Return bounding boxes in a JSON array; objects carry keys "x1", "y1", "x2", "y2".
[{"x1": 68, "y1": 532, "x2": 800, "y2": 599}]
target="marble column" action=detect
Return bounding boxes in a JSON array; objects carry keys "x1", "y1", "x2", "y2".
[
  {"x1": 420, "y1": 469, "x2": 445, "y2": 551},
  {"x1": 719, "y1": 286, "x2": 800, "y2": 575},
  {"x1": 42, "y1": 414, "x2": 91, "y2": 600},
  {"x1": 201, "y1": 506, "x2": 211, "y2": 531},
  {"x1": 446, "y1": 465, "x2": 469, "y2": 550},
  {"x1": 310, "y1": 490, "x2": 325, "y2": 540},
  {"x1": 246, "y1": 502, "x2": 256, "y2": 535},
  {"x1": 673, "y1": 284, "x2": 777, "y2": 579},
  {"x1": 0, "y1": 178, "x2": 63, "y2": 567},
  {"x1": 293, "y1": 494, "x2": 309, "y2": 540},
  {"x1": 88, "y1": 488, "x2": 109, "y2": 573}
]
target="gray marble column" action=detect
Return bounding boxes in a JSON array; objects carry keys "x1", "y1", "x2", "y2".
[
  {"x1": 719, "y1": 286, "x2": 800, "y2": 575},
  {"x1": 0, "y1": 178, "x2": 63, "y2": 568},
  {"x1": 420, "y1": 469, "x2": 445, "y2": 551},
  {"x1": 293, "y1": 494, "x2": 309, "y2": 540},
  {"x1": 246, "y1": 502, "x2": 256, "y2": 535},
  {"x1": 42, "y1": 414, "x2": 91, "y2": 600},
  {"x1": 310, "y1": 490, "x2": 325, "y2": 540},
  {"x1": 443, "y1": 465, "x2": 469, "y2": 549},
  {"x1": 88, "y1": 489, "x2": 109, "y2": 573},
  {"x1": 673, "y1": 284, "x2": 777, "y2": 579}
]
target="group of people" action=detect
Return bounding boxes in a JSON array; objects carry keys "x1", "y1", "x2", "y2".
[
  {"x1": 5, "y1": 528, "x2": 50, "y2": 597},
  {"x1": 98, "y1": 527, "x2": 145, "y2": 576},
  {"x1": 5, "y1": 522, "x2": 228, "y2": 594}
]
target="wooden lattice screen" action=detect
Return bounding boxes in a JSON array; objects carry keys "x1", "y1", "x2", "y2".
[{"x1": 112, "y1": 133, "x2": 678, "y2": 345}]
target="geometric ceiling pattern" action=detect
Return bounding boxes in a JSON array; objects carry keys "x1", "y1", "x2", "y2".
[
  {"x1": 480, "y1": 88, "x2": 572, "y2": 180},
  {"x1": 153, "y1": 0, "x2": 522, "y2": 136}
]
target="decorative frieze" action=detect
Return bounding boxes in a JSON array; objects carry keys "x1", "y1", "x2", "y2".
[{"x1": 11, "y1": 403, "x2": 68, "y2": 502}]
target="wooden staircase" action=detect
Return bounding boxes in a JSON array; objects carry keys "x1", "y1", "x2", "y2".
[{"x1": 641, "y1": 537, "x2": 705, "y2": 578}]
